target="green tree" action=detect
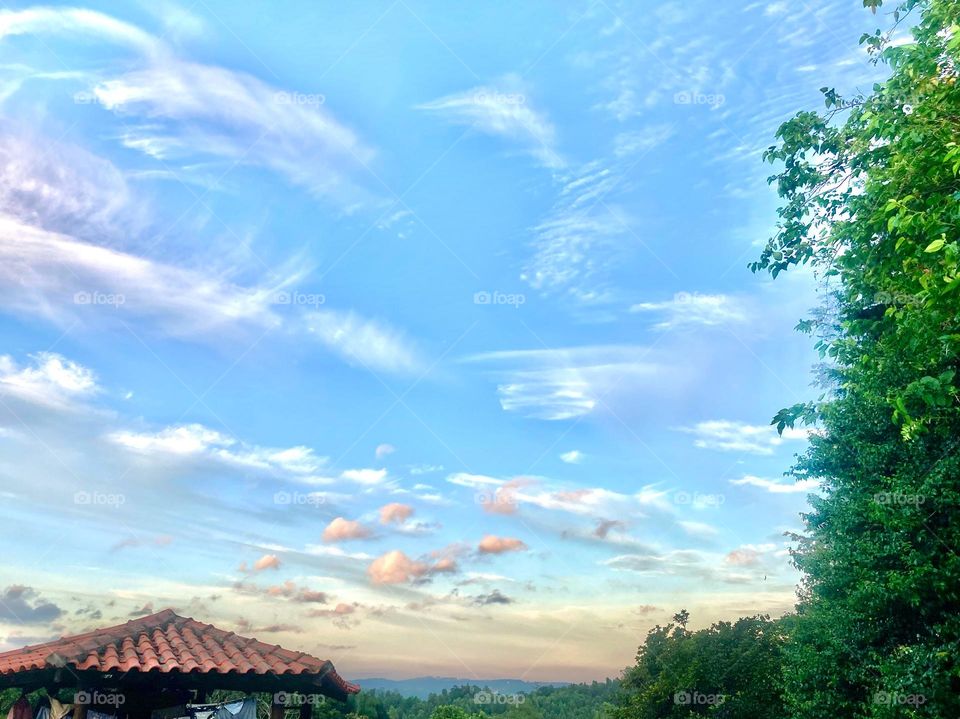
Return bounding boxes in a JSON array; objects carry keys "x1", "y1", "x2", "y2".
[
  {"x1": 429, "y1": 706, "x2": 484, "y2": 719},
  {"x1": 755, "y1": 0, "x2": 960, "y2": 716},
  {"x1": 612, "y1": 613, "x2": 786, "y2": 718}
]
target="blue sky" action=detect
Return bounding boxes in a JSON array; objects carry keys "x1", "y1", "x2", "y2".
[{"x1": 0, "y1": 0, "x2": 888, "y2": 682}]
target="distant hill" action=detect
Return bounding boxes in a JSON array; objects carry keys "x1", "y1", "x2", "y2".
[{"x1": 355, "y1": 676, "x2": 570, "y2": 699}]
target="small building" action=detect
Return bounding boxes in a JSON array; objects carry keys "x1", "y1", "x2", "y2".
[{"x1": 0, "y1": 609, "x2": 359, "y2": 719}]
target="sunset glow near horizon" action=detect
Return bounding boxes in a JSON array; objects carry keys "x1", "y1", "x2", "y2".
[{"x1": 0, "y1": 0, "x2": 887, "y2": 682}]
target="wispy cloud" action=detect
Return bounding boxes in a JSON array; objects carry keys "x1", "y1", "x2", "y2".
[
  {"x1": 107, "y1": 423, "x2": 329, "y2": 480},
  {"x1": 0, "y1": 6, "x2": 375, "y2": 205},
  {"x1": 463, "y1": 345, "x2": 671, "y2": 420},
  {"x1": 630, "y1": 292, "x2": 748, "y2": 329},
  {"x1": 520, "y1": 161, "x2": 625, "y2": 302},
  {"x1": 418, "y1": 77, "x2": 562, "y2": 169},
  {"x1": 0, "y1": 213, "x2": 421, "y2": 372},
  {"x1": 0, "y1": 353, "x2": 98, "y2": 411},
  {"x1": 678, "y1": 420, "x2": 807, "y2": 455},
  {"x1": 730, "y1": 474, "x2": 819, "y2": 493}
]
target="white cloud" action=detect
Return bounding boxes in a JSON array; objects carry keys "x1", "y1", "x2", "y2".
[
  {"x1": 679, "y1": 420, "x2": 807, "y2": 455},
  {"x1": 1, "y1": 7, "x2": 374, "y2": 205},
  {"x1": 630, "y1": 292, "x2": 748, "y2": 329},
  {"x1": 559, "y1": 450, "x2": 583, "y2": 464},
  {"x1": 304, "y1": 310, "x2": 421, "y2": 374},
  {"x1": 677, "y1": 520, "x2": 719, "y2": 538},
  {"x1": 730, "y1": 474, "x2": 820, "y2": 494},
  {"x1": 464, "y1": 345, "x2": 671, "y2": 420},
  {"x1": 520, "y1": 161, "x2": 624, "y2": 300},
  {"x1": 0, "y1": 7, "x2": 160, "y2": 54},
  {"x1": 0, "y1": 130, "x2": 134, "y2": 241},
  {"x1": 0, "y1": 353, "x2": 98, "y2": 410},
  {"x1": 93, "y1": 60, "x2": 374, "y2": 202},
  {"x1": 613, "y1": 124, "x2": 675, "y2": 158},
  {"x1": 0, "y1": 215, "x2": 420, "y2": 373},
  {"x1": 341, "y1": 468, "x2": 388, "y2": 485},
  {"x1": 375, "y1": 443, "x2": 396, "y2": 459},
  {"x1": 418, "y1": 78, "x2": 562, "y2": 169},
  {"x1": 107, "y1": 423, "x2": 328, "y2": 478}
]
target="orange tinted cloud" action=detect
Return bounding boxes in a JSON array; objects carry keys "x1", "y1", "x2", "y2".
[
  {"x1": 725, "y1": 548, "x2": 760, "y2": 566},
  {"x1": 367, "y1": 550, "x2": 429, "y2": 584},
  {"x1": 432, "y1": 556, "x2": 458, "y2": 573},
  {"x1": 238, "y1": 554, "x2": 282, "y2": 573},
  {"x1": 478, "y1": 535, "x2": 527, "y2": 554},
  {"x1": 379, "y1": 502, "x2": 414, "y2": 525},
  {"x1": 322, "y1": 517, "x2": 372, "y2": 542},
  {"x1": 481, "y1": 478, "x2": 534, "y2": 515},
  {"x1": 366, "y1": 549, "x2": 459, "y2": 584},
  {"x1": 309, "y1": 602, "x2": 356, "y2": 617}
]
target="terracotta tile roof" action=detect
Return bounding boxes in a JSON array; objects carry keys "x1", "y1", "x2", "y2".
[{"x1": 0, "y1": 609, "x2": 359, "y2": 697}]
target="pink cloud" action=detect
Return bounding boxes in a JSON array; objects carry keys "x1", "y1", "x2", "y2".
[
  {"x1": 481, "y1": 478, "x2": 534, "y2": 515},
  {"x1": 478, "y1": 535, "x2": 527, "y2": 554},
  {"x1": 322, "y1": 517, "x2": 372, "y2": 542},
  {"x1": 725, "y1": 548, "x2": 760, "y2": 566},
  {"x1": 238, "y1": 554, "x2": 281, "y2": 573},
  {"x1": 309, "y1": 602, "x2": 357, "y2": 617},
  {"x1": 432, "y1": 557, "x2": 458, "y2": 573},
  {"x1": 366, "y1": 549, "x2": 460, "y2": 584},
  {"x1": 253, "y1": 554, "x2": 281, "y2": 571},
  {"x1": 379, "y1": 502, "x2": 414, "y2": 525},
  {"x1": 367, "y1": 550, "x2": 429, "y2": 584}
]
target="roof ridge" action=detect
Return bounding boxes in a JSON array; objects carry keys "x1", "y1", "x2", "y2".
[{"x1": 0, "y1": 610, "x2": 359, "y2": 699}]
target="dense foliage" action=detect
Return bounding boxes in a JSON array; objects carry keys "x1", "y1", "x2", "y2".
[
  {"x1": 343, "y1": 682, "x2": 618, "y2": 719},
  {"x1": 750, "y1": 0, "x2": 960, "y2": 716},
  {"x1": 0, "y1": 684, "x2": 616, "y2": 719},
  {"x1": 611, "y1": 612, "x2": 786, "y2": 719}
]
